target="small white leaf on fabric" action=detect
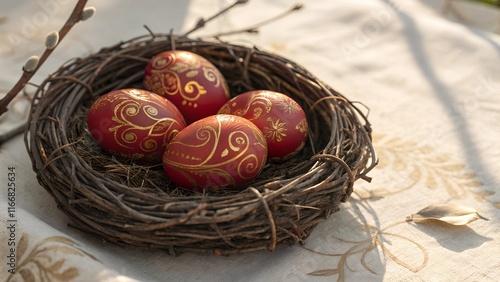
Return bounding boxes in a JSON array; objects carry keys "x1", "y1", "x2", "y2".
[{"x1": 406, "y1": 203, "x2": 488, "y2": 225}]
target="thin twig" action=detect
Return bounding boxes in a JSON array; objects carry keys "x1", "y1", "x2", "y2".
[
  {"x1": 182, "y1": 0, "x2": 249, "y2": 37},
  {"x1": 206, "y1": 3, "x2": 303, "y2": 38},
  {"x1": 0, "y1": 0, "x2": 89, "y2": 117}
]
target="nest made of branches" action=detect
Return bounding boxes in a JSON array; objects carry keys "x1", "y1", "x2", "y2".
[{"x1": 24, "y1": 33, "x2": 376, "y2": 255}]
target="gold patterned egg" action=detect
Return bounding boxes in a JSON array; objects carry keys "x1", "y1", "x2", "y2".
[
  {"x1": 144, "y1": 50, "x2": 230, "y2": 124},
  {"x1": 218, "y1": 90, "x2": 308, "y2": 161},
  {"x1": 162, "y1": 114, "x2": 268, "y2": 192},
  {"x1": 87, "y1": 88, "x2": 186, "y2": 164}
]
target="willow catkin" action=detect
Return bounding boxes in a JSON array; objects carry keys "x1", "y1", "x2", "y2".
[{"x1": 23, "y1": 56, "x2": 39, "y2": 72}]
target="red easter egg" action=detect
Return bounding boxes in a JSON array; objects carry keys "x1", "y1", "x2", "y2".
[
  {"x1": 218, "y1": 90, "x2": 308, "y2": 161},
  {"x1": 144, "y1": 50, "x2": 230, "y2": 124},
  {"x1": 87, "y1": 88, "x2": 186, "y2": 163},
  {"x1": 162, "y1": 114, "x2": 268, "y2": 192}
]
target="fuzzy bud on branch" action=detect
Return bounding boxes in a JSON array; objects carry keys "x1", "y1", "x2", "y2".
[
  {"x1": 80, "y1": 7, "x2": 96, "y2": 21},
  {"x1": 23, "y1": 56, "x2": 40, "y2": 72},
  {"x1": 45, "y1": 31, "x2": 60, "y2": 49}
]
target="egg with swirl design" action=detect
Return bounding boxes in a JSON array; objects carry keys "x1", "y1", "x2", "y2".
[
  {"x1": 218, "y1": 90, "x2": 308, "y2": 161},
  {"x1": 162, "y1": 114, "x2": 268, "y2": 192},
  {"x1": 144, "y1": 50, "x2": 230, "y2": 124},
  {"x1": 87, "y1": 88, "x2": 186, "y2": 164}
]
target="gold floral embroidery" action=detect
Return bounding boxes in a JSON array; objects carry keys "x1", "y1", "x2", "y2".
[
  {"x1": 303, "y1": 131, "x2": 495, "y2": 280},
  {"x1": 306, "y1": 222, "x2": 428, "y2": 279},
  {"x1": 357, "y1": 134, "x2": 498, "y2": 207},
  {"x1": 7, "y1": 233, "x2": 99, "y2": 282},
  {"x1": 304, "y1": 199, "x2": 429, "y2": 281}
]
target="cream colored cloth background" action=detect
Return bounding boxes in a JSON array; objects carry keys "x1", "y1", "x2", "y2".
[{"x1": 1, "y1": 0, "x2": 499, "y2": 281}]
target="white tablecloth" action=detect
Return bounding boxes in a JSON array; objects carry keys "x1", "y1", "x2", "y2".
[{"x1": 1, "y1": 0, "x2": 499, "y2": 281}]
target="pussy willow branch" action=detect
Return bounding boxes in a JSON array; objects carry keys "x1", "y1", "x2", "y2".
[{"x1": 0, "y1": 0, "x2": 88, "y2": 118}]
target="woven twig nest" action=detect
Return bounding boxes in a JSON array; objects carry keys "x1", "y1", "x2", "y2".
[{"x1": 25, "y1": 33, "x2": 376, "y2": 255}]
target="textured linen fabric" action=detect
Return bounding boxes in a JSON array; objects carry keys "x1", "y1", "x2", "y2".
[{"x1": 1, "y1": 0, "x2": 499, "y2": 281}]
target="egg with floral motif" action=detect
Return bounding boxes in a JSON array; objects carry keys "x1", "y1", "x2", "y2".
[
  {"x1": 87, "y1": 88, "x2": 186, "y2": 164},
  {"x1": 144, "y1": 50, "x2": 230, "y2": 124},
  {"x1": 218, "y1": 90, "x2": 308, "y2": 161},
  {"x1": 162, "y1": 114, "x2": 268, "y2": 192}
]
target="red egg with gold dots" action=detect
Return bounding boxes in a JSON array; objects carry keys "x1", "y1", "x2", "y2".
[
  {"x1": 162, "y1": 114, "x2": 268, "y2": 192},
  {"x1": 218, "y1": 90, "x2": 308, "y2": 161},
  {"x1": 87, "y1": 88, "x2": 186, "y2": 164},
  {"x1": 144, "y1": 50, "x2": 230, "y2": 124}
]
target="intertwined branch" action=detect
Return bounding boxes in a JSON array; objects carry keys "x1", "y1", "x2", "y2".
[
  {"x1": 24, "y1": 34, "x2": 376, "y2": 255},
  {"x1": 3, "y1": 0, "x2": 377, "y2": 255}
]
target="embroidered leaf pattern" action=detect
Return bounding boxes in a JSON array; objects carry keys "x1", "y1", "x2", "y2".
[
  {"x1": 307, "y1": 268, "x2": 339, "y2": 276},
  {"x1": 16, "y1": 232, "x2": 29, "y2": 262},
  {"x1": 19, "y1": 268, "x2": 36, "y2": 282},
  {"x1": 305, "y1": 130, "x2": 495, "y2": 280},
  {"x1": 7, "y1": 233, "x2": 100, "y2": 282},
  {"x1": 379, "y1": 232, "x2": 428, "y2": 273},
  {"x1": 359, "y1": 134, "x2": 494, "y2": 206},
  {"x1": 305, "y1": 221, "x2": 428, "y2": 281}
]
